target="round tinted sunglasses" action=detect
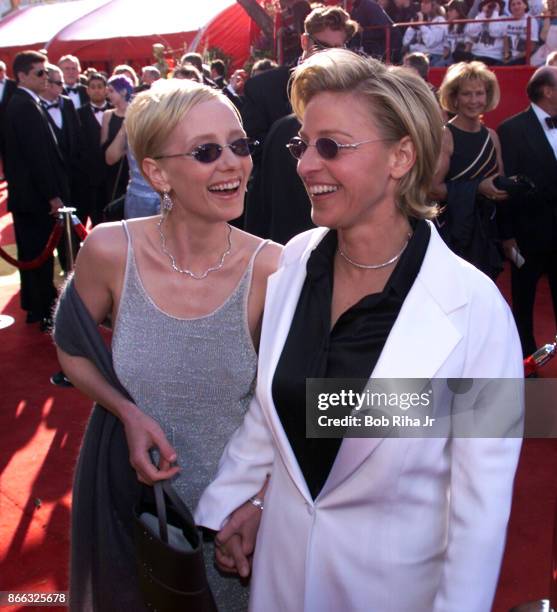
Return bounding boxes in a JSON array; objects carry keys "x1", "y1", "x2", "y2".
[
  {"x1": 286, "y1": 136, "x2": 393, "y2": 161},
  {"x1": 154, "y1": 137, "x2": 258, "y2": 164}
]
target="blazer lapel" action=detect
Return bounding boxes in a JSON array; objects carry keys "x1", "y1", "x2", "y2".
[
  {"x1": 320, "y1": 225, "x2": 466, "y2": 497},
  {"x1": 258, "y1": 229, "x2": 329, "y2": 503}
]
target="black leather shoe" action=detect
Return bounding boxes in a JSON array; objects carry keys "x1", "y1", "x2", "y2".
[
  {"x1": 26, "y1": 311, "x2": 42, "y2": 324},
  {"x1": 50, "y1": 371, "x2": 73, "y2": 387}
]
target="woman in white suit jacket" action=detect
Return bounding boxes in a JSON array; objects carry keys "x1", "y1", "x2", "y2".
[{"x1": 195, "y1": 49, "x2": 524, "y2": 612}]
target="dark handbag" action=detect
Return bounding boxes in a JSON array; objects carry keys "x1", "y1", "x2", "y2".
[
  {"x1": 133, "y1": 479, "x2": 218, "y2": 612},
  {"x1": 494, "y1": 174, "x2": 536, "y2": 198}
]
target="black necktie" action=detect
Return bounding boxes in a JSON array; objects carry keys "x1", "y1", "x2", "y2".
[
  {"x1": 92, "y1": 105, "x2": 107, "y2": 114},
  {"x1": 545, "y1": 116, "x2": 557, "y2": 129},
  {"x1": 66, "y1": 86, "x2": 78, "y2": 93},
  {"x1": 42, "y1": 100, "x2": 60, "y2": 111}
]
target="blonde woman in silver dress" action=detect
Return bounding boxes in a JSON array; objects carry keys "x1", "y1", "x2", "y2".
[{"x1": 55, "y1": 79, "x2": 281, "y2": 611}]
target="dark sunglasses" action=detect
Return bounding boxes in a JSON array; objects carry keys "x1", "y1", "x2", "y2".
[
  {"x1": 48, "y1": 79, "x2": 63, "y2": 86},
  {"x1": 286, "y1": 136, "x2": 391, "y2": 160},
  {"x1": 307, "y1": 35, "x2": 347, "y2": 51},
  {"x1": 154, "y1": 137, "x2": 258, "y2": 163},
  {"x1": 33, "y1": 69, "x2": 46, "y2": 77}
]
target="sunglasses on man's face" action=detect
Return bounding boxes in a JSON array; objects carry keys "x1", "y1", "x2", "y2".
[
  {"x1": 32, "y1": 69, "x2": 46, "y2": 77},
  {"x1": 154, "y1": 137, "x2": 259, "y2": 164},
  {"x1": 307, "y1": 35, "x2": 347, "y2": 51},
  {"x1": 48, "y1": 79, "x2": 63, "y2": 86},
  {"x1": 286, "y1": 136, "x2": 392, "y2": 160}
]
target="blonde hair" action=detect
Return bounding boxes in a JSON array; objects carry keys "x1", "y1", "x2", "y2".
[
  {"x1": 438, "y1": 61, "x2": 501, "y2": 114},
  {"x1": 126, "y1": 79, "x2": 240, "y2": 181},
  {"x1": 290, "y1": 48, "x2": 443, "y2": 220}
]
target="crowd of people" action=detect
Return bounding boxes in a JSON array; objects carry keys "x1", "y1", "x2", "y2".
[
  {"x1": 332, "y1": 0, "x2": 556, "y2": 65},
  {"x1": 1, "y1": 1, "x2": 556, "y2": 611}
]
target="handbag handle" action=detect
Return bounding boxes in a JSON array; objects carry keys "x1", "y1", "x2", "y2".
[{"x1": 153, "y1": 479, "x2": 198, "y2": 545}]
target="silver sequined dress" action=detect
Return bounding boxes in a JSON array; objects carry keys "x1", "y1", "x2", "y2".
[{"x1": 112, "y1": 221, "x2": 266, "y2": 611}]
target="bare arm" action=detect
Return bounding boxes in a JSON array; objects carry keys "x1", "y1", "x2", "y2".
[
  {"x1": 100, "y1": 110, "x2": 111, "y2": 146},
  {"x1": 55, "y1": 225, "x2": 179, "y2": 484},
  {"x1": 477, "y1": 129, "x2": 508, "y2": 201},
  {"x1": 105, "y1": 123, "x2": 127, "y2": 166}
]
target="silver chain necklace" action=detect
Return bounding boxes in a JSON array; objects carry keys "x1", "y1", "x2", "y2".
[
  {"x1": 157, "y1": 217, "x2": 232, "y2": 280},
  {"x1": 338, "y1": 233, "x2": 411, "y2": 270}
]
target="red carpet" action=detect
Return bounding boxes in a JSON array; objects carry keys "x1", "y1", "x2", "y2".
[{"x1": 0, "y1": 199, "x2": 556, "y2": 610}]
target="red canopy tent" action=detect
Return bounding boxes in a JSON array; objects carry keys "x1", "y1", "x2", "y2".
[
  {"x1": 190, "y1": 3, "x2": 257, "y2": 70},
  {"x1": 0, "y1": 0, "x2": 109, "y2": 70},
  {"x1": 44, "y1": 0, "x2": 253, "y2": 72}
]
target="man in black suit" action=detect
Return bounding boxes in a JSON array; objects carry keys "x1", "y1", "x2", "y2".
[
  {"x1": 497, "y1": 66, "x2": 557, "y2": 356},
  {"x1": 41, "y1": 63, "x2": 82, "y2": 271},
  {"x1": 59, "y1": 54, "x2": 89, "y2": 109},
  {"x1": 4, "y1": 51, "x2": 69, "y2": 327},
  {"x1": 0, "y1": 59, "x2": 17, "y2": 177},
  {"x1": 243, "y1": 4, "x2": 358, "y2": 236},
  {"x1": 77, "y1": 73, "x2": 110, "y2": 226}
]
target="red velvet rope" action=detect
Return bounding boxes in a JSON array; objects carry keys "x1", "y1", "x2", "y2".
[
  {"x1": 71, "y1": 216, "x2": 89, "y2": 241},
  {"x1": 0, "y1": 222, "x2": 63, "y2": 270}
]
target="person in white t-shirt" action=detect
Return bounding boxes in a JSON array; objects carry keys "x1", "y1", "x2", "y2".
[
  {"x1": 504, "y1": 0, "x2": 540, "y2": 63},
  {"x1": 465, "y1": 0, "x2": 507, "y2": 64},
  {"x1": 402, "y1": 0, "x2": 448, "y2": 65}
]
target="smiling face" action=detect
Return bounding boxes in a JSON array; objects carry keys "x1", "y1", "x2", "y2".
[
  {"x1": 148, "y1": 98, "x2": 252, "y2": 223},
  {"x1": 296, "y1": 91, "x2": 403, "y2": 230},
  {"x1": 510, "y1": 0, "x2": 527, "y2": 17},
  {"x1": 454, "y1": 78, "x2": 487, "y2": 120}
]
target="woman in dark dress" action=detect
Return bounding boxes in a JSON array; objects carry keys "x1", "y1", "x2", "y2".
[
  {"x1": 432, "y1": 60, "x2": 508, "y2": 278},
  {"x1": 100, "y1": 75, "x2": 131, "y2": 208}
]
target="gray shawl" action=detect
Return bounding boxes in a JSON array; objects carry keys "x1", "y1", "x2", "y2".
[{"x1": 53, "y1": 280, "x2": 147, "y2": 612}]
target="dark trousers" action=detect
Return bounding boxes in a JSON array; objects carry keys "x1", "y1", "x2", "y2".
[
  {"x1": 510, "y1": 250, "x2": 557, "y2": 357},
  {"x1": 12, "y1": 211, "x2": 58, "y2": 318}
]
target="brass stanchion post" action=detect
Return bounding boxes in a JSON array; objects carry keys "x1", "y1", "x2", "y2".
[{"x1": 58, "y1": 206, "x2": 77, "y2": 275}]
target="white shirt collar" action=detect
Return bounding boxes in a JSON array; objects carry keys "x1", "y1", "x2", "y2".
[
  {"x1": 531, "y1": 102, "x2": 552, "y2": 126},
  {"x1": 18, "y1": 85, "x2": 40, "y2": 104}
]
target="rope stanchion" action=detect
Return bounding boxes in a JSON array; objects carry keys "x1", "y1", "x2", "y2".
[
  {"x1": 71, "y1": 215, "x2": 89, "y2": 241},
  {"x1": 0, "y1": 222, "x2": 63, "y2": 270},
  {"x1": 0, "y1": 207, "x2": 89, "y2": 271}
]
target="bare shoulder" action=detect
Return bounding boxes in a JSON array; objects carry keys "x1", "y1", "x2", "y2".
[
  {"x1": 77, "y1": 221, "x2": 127, "y2": 265},
  {"x1": 233, "y1": 227, "x2": 283, "y2": 278},
  {"x1": 73, "y1": 222, "x2": 127, "y2": 289},
  {"x1": 253, "y1": 240, "x2": 282, "y2": 278}
]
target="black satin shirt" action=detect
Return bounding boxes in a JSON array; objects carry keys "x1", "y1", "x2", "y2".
[{"x1": 272, "y1": 220, "x2": 430, "y2": 499}]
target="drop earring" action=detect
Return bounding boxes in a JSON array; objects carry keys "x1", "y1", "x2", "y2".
[{"x1": 161, "y1": 190, "x2": 173, "y2": 213}]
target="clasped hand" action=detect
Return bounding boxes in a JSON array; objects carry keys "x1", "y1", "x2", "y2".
[{"x1": 214, "y1": 496, "x2": 264, "y2": 579}]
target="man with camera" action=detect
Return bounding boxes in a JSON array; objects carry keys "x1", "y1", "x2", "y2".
[{"x1": 497, "y1": 66, "x2": 557, "y2": 356}]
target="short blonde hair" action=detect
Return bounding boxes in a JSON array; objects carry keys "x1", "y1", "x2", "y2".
[
  {"x1": 126, "y1": 79, "x2": 240, "y2": 181},
  {"x1": 290, "y1": 48, "x2": 443, "y2": 220},
  {"x1": 438, "y1": 61, "x2": 501, "y2": 114}
]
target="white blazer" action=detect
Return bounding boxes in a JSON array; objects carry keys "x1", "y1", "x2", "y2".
[{"x1": 196, "y1": 223, "x2": 524, "y2": 612}]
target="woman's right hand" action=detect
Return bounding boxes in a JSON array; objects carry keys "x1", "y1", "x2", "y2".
[
  {"x1": 478, "y1": 176, "x2": 508, "y2": 201},
  {"x1": 121, "y1": 403, "x2": 180, "y2": 484}
]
